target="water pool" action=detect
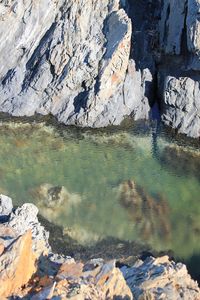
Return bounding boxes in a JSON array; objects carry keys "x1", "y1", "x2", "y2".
[{"x1": 0, "y1": 119, "x2": 199, "y2": 271}]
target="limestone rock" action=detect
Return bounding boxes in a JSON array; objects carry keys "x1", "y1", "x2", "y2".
[
  {"x1": 32, "y1": 260, "x2": 133, "y2": 300},
  {"x1": 158, "y1": 0, "x2": 200, "y2": 137},
  {"x1": 0, "y1": 230, "x2": 36, "y2": 298},
  {"x1": 162, "y1": 75, "x2": 200, "y2": 138},
  {"x1": 187, "y1": 0, "x2": 200, "y2": 54},
  {"x1": 0, "y1": 194, "x2": 13, "y2": 222},
  {"x1": 159, "y1": 0, "x2": 187, "y2": 55},
  {"x1": 121, "y1": 256, "x2": 200, "y2": 300},
  {"x1": 8, "y1": 203, "x2": 50, "y2": 256},
  {"x1": 0, "y1": 0, "x2": 134, "y2": 127}
]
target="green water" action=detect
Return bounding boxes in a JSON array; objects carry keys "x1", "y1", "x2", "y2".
[{"x1": 0, "y1": 120, "x2": 199, "y2": 263}]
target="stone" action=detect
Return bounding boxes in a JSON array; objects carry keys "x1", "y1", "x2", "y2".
[
  {"x1": 0, "y1": 0, "x2": 134, "y2": 128},
  {"x1": 0, "y1": 230, "x2": 36, "y2": 298},
  {"x1": 121, "y1": 256, "x2": 200, "y2": 300},
  {"x1": 158, "y1": 0, "x2": 200, "y2": 138},
  {"x1": 32, "y1": 260, "x2": 133, "y2": 300},
  {"x1": 0, "y1": 194, "x2": 13, "y2": 221},
  {"x1": 159, "y1": 0, "x2": 187, "y2": 55},
  {"x1": 162, "y1": 75, "x2": 200, "y2": 138},
  {"x1": 187, "y1": 0, "x2": 200, "y2": 54},
  {"x1": 0, "y1": 224, "x2": 18, "y2": 248},
  {"x1": 8, "y1": 203, "x2": 50, "y2": 256},
  {"x1": 30, "y1": 183, "x2": 82, "y2": 223}
]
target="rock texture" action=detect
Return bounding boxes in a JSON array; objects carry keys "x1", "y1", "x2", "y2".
[
  {"x1": 158, "y1": 0, "x2": 200, "y2": 138},
  {"x1": 122, "y1": 256, "x2": 200, "y2": 300},
  {"x1": 0, "y1": 0, "x2": 141, "y2": 127},
  {"x1": 0, "y1": 194, "x2": 13, "y2": 222},
  {"x1": 8, "y1": 203, "x2": 50, "y2": 256},
  {"x1": 0, "y1": 230, "x2": 36, "y2": 298}
]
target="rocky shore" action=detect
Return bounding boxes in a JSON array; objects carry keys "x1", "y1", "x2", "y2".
[
  {"x1": 0, "y1": 0, "x2": 200, "y2": 138},
  {"x1": 0, "y1": 195, "x2": 199, "y2": 299}
]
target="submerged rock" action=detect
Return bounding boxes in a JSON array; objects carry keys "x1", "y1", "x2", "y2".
[
  {"x1": 30, "y1": 183, "x2": 82, "y2": 222},
  {"x1": 118, "y1": 180, "x2": 171, "y2": 241},
  {"x1": 160, "y1": 144, "x2": 200, "y2": 180}
]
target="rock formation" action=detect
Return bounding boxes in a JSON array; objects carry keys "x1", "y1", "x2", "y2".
[
  {"x1": 0, "y1": 230, "x2": 36, "y2": 298},
  {"x1": 0, "y1": 0, "x2": 199, "y2": 137},
  {"x1": 158, "y1": 0, "x2": 200, "y2": 138},
  {"x1": 0, "y1": 0, "x2": 137, "y2": 127},
  {"x1": 122, "y1": 255, "x2": 200, "y2": 299}
]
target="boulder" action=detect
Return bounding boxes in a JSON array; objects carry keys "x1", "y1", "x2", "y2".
[
  {"x1": 162, "y1": 75, "x2": 200, "y2": 138},
  {"x1": 0, "y1": 230, "x2": 36, "y2": 298},
  {"x1": 0, "y1": 194, "x2": 13, "y2": 222},
  {"x1": 8, "y1": 203, "x2": 50, "y2": 256}
]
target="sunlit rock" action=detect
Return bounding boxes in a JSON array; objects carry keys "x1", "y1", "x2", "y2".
[
  {"x1": 8, "y1": 203, "x2": 50, "y2": 256},
  {"x1": 0, "y1": 194, "x2": 13, "y2": 222},
  {"x1": 0, "y1": 230, "x2": 36, "y2": 298},
  {"x1": 121, "y1": 256, "x2": 200, "y2": 299}
]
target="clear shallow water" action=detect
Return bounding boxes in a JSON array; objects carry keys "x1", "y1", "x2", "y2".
[{"x1": 0, "y1": 120, "x2": 199, "y2": 263}]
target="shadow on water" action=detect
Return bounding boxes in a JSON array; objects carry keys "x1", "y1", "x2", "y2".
[
  {"x1": 39, "y1": 214, "x2": 173, "y2": 266},
  {"x1": 184, "y1": 254, "x2": 200, "y2": 283}
]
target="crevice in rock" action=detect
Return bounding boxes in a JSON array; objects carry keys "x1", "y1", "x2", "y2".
[
  {"x1": 180, "y1": 0, "x2": 189, "y2": 58},
  {"x1": 21, "y1": 22, "x2": 57, "y2": 93}
]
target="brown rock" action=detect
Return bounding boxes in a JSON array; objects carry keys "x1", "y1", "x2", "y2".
[
  {"x1": 32, "y1": 260, "x2": 133, "y2": 299},
  {"x1": 57, "y1": 262, "x2": 84, "y2": 280},
  {"x1": 0, "y1": 230, "x2": 36, "y2": 298},
  {"x1": 119, "y1": 180, "x2": 171, "y2": 241}
]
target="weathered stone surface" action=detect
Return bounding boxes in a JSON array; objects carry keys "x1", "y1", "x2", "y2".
[
  {"x1": 32, "y1": 259, "x2": 133, "y2": 300},
  {"x1": 8, "y1": 203, "x2": 50, "y2": 256},
  {"x1": 162, "y1": 75, "x2": 200, "y2": 138},
  {"x1": 0, "y1": 194, "x2": 13, "y2": 222},
  {"x1": 159, "y1": 0, "x2": 187, "y2": 55},
  {"x1": 158, "y1": 0, "x2": 200, "y2": 138},
  {"x1": 0, "y1": 230, "x2": 36, "y2": 298},
  {"x1": 0, "y1": 224, "x2": 18, "y2": 248},
  {"x1": 121, "y1": 256, "x2": 200, "y2": 300},
  {"x1": 0, "y1": 0, "x2": 137, "y2": 127},
  {"x1": 187, "y1": 0, "x2": 200, "y2": 54}
]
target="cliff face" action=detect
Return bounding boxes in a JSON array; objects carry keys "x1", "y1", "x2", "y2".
[
  {"x1": 0, "y1": 0, "x2": 200, "y2": 137},
  {"x1": 158, "y1": 0, "x2": 200, "y2": 138},
  {"x1": 0, "y1": 0, "x2": 135, "y2": 127}
]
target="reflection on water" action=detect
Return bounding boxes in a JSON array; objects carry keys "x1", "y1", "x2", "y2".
[{"x1": 0, "y1": 120, "x2": 199, "y2": 262}]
